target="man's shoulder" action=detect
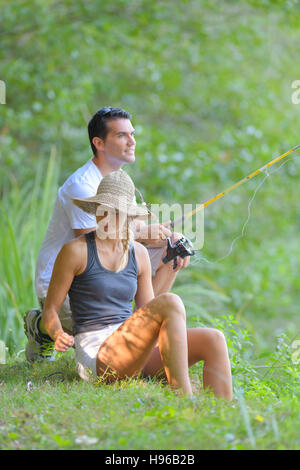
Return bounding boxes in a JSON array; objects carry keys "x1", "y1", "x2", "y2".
[
  {"x1": 64, "y1": 158, "x2": 101, "y2": 186},
  {"x1": 60, "y1": 159, "x2": 102, "y2": 199}
]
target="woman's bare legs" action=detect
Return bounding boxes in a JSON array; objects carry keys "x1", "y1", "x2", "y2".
[
  {"x1": 142, "y1": 328, "x2": 233, "y2": 400},
  {"x1": 96, "y1": 293, "x2": 193, "y2": 395}
]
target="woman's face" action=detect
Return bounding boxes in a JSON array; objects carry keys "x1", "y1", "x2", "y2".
[{"x1": 96, "y1": 207, "x2": 127, "y2": 239}]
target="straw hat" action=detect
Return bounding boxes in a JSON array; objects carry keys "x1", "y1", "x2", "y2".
[{"x1": 72, "y1": 169, "x2": 149, "y2": 219}]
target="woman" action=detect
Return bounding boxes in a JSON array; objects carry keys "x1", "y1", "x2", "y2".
[{"x1": 42, "y1": 169, "x2": 232, "y2": 399}]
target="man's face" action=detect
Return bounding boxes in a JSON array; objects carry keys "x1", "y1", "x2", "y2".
[{"x1": 95, "y1": 119, "x2": 136, "y2": 165}]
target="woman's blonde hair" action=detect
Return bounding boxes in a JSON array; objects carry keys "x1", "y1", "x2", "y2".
[
  {"x1": 95, "y1": 212, "x2": 135, "y2": 273},
  {"x1": 117, "y1": 216, "x2": 135, "y2": 272}
]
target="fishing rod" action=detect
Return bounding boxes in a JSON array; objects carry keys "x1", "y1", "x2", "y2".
[
  {"x1": 163, "y1": 143, "x2": 300, "y2": 267},
  {"x1": 171, "y1": 143, "x2": 300, "y2": 228}
]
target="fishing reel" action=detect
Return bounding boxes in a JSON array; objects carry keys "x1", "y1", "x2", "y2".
[{"x1": 162, "y1": 236, "x2": 195, "y2": 270}]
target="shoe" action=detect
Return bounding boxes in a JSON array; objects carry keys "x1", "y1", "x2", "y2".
[{"x1": 24, "y1": 309, "x2": 56, "y2": 362}]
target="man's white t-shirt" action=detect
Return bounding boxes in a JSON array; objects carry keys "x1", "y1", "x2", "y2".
[{"x1": 35, "y1": 158, "x2": 102, "y2": 298}]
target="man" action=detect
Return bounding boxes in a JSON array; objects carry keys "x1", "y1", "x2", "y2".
[{"x1": 25, "y1": 106, "x2": 190, "y2": 361}]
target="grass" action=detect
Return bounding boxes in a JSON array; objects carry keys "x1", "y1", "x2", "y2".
[{"x1": 1, "y1": 346, "x2": 299, "y2": 450}]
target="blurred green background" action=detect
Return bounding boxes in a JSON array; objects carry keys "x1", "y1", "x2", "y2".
[{"x1": 1, "y1": 0, "x2": 300, "y2": 352}]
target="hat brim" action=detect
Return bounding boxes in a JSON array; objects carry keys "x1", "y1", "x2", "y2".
[{"x1": 72, "y1": 196, "x2": 150, "y2": 219}]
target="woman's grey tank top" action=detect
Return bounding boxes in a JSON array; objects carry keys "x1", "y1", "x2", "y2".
[{"x1": 69, "y1": 231, "x2": 138, "y2": 335}]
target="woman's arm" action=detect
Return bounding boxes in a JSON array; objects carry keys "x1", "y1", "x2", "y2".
[
  {"x1": 134, "y1": 242, "x2": 155, "y2": 310},
  {"x1": 42, "y1": 239, "x2": 86, "y2": 351}
]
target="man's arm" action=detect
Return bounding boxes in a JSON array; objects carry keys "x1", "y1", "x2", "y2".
[
  {"x1": 73, "y1": 227, "x2": 96, "y2": 238},
  {"x1": 63, "y1": 178, "x2": 98, "y2": 239},
  {"x1": 133, "y1": 220, "x2": 172, "y2": 248}
]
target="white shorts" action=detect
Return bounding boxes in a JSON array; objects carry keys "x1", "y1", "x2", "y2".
[{"x1": 74, "y1": 322, "x2": 123, "y2": 381}]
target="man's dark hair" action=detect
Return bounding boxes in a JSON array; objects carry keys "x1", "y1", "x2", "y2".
[{"x1": 88, "y1": 106, "x2": 132, "y2": 156}]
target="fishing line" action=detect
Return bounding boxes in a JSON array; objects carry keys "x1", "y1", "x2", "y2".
[{"x1": 191, "y1": 155, "x2": 295, "y2": 266}]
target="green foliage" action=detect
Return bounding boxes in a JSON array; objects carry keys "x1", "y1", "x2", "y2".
[
  {"x1": 1, "y1": 0, "x2": 300, "y2": 197},
  {"x1": 0, "y1": 153, "x2": 59, "y2": 346}
]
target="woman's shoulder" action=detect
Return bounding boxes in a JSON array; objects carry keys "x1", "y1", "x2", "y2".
[
  {"x1": 56, "y1": 235, "x2": 88, "y2": 275},
  {"x1": 132, "y1": 241, "x2": 151, "y2": 271},
  {"x1": 61, "y1": 234, "x2": 88, "y2": 257},
  {"x1": 133, "y1": 240, "x2": 149, "y2": 257}
]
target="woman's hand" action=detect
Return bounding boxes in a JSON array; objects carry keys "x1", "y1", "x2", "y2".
[{"x1": 54, "y1": 331, "x2": 74, "y2": 352}]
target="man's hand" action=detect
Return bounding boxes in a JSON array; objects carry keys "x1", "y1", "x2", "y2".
[
  {"x1": 168, "y1": 230, "x2": 191, "y2": 272},
  {"x1": 171, "y1": 250, "x2": 191, "y2": 272},
  {"x1": 133, "y1": 220, "x2": 191, "y2": 271},
  {"x1": 134, "y1": 223, "x2": 173, "y2": 247},
  {"x1": 54, "y1": 331, "x2": 74, "y2": 352}
]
